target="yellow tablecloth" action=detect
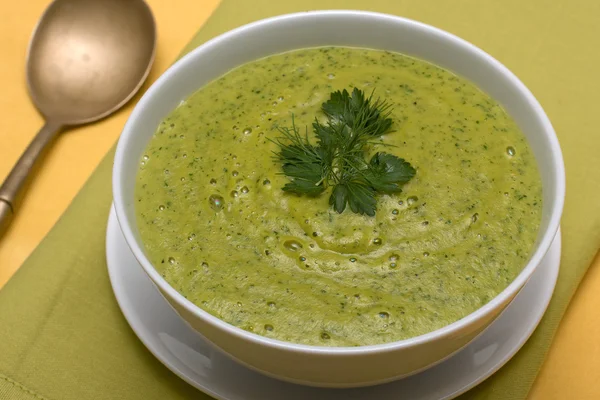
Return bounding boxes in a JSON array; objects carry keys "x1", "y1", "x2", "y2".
[{"x1": 1, "y1": 0, "x2": 599, "y2": 399}]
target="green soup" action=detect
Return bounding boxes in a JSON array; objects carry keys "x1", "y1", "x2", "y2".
[{"x1": 135, "y1": 47, "x2": 542, "y2": 346}]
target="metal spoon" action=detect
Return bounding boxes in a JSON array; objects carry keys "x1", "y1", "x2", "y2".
[{"x1": 0, "y1": 0, "x2": 156, "y2": 233}]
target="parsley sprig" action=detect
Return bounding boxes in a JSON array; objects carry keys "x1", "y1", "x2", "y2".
[{"x1": 272, "y1": 88, "x2": 416, "y2": 216}]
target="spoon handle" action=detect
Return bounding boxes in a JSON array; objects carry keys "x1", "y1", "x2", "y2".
[{"x1": 0, "y1": 121, "x2": 63, "y2": 235}]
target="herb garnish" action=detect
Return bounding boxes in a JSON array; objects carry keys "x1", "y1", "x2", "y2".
[{"x1": 272, "y1": 88, "x2": 416, "y2": 216}]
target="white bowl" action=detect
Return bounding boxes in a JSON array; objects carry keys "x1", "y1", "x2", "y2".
[{"x1": 113, "y1": 10, "x2": 565, "y2": 388}]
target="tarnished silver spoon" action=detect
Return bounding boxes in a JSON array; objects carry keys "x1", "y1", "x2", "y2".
[{"x1": 0, "y1": 0, "x2": 156, "y2": 234}]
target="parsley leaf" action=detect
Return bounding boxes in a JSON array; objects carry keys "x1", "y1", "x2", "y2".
[
  {"x1": 364, "y1": 152, "x2": 416, "y2": 193},
  {"x1": 346, "y1": 181, "x2": 377, "y2": 216},
  {"x1": 331, "y1": 179, "x2": 377, "y2": 216},
  {"x1": 273, "y1": 88, "x2": 415, "y2": 215}
]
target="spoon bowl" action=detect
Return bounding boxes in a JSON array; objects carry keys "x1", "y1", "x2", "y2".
[
  {"x1": 27, "y1": 0, "x2": 156, "y2": 124},
  {"x1": 0, "y1": 0, "x2": 156, "y2": 234}
]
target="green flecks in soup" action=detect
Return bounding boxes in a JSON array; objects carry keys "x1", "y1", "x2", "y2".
[{"x1": 135, "y1": 47, "x2": 542, "y2": 347}]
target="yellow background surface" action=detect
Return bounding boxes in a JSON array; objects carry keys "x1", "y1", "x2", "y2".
[{"x1": 0, "y1": 0, "x2": 598, "y2": 399}]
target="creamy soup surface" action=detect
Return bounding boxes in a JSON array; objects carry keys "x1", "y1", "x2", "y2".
[{"x1": 135, "y1": 47, "x2": 542, "y2": 346}]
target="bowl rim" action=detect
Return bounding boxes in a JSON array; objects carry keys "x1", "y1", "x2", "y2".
[{"x1": 113, "y1": 9, "x2": 565, "y2": 355}]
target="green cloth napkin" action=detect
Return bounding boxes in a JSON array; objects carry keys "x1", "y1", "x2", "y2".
[{"x1": 2, "y1": 0, "x2": 600, "y2": 399}]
